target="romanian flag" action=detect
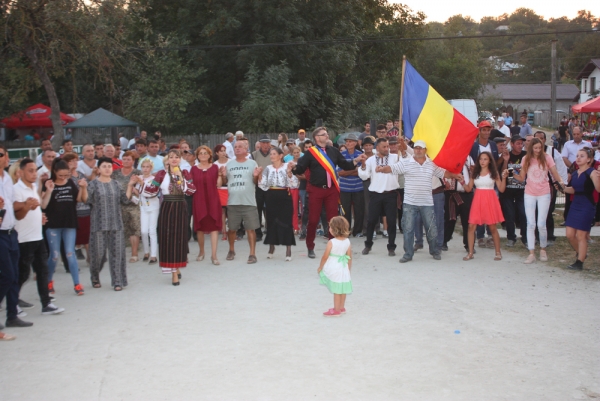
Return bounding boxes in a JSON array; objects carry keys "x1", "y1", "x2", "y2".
[{"x1": 402, "y1": 61, "x2": 479, "y2": 173}]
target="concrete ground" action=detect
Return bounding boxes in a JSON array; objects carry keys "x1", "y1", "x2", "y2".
[{"x1": 2, "y1": 233, "x2": 599, "y2": 401}]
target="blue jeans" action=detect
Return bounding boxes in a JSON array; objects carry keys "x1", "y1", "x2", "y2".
[
  {"x1": 402, "y1": 203, "x2": 439, "y2": 260},
  {"x1": 414, "y1": 192, "x2": 445, "y2": 248},
  {"x1": 46, "y1": 228, "x2": 80, "y2": 285}
]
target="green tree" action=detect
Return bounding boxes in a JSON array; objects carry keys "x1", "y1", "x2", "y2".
[
  {"x1": 123, "y1": 36, "x2": 205, "y2": 133},
  {"x1": 235, "y1": 62, "x2": 308, "y2": 133}
]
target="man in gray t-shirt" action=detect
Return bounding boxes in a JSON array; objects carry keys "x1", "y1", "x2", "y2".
[{"x1": 223, "y1": 140, "x2": 262, "y2": 264}]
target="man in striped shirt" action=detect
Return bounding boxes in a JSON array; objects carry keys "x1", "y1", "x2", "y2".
[
  {"x1": 378, "y1": 140, "x2": 464, "y2": 263},
  {"x1": 337, "y1": 134, "x2": 364, "y2": 237}
]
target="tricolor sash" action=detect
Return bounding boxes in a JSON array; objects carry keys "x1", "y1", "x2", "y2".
[{"x1": 308, "y1": 146, "x2": 340, "y2": 192}]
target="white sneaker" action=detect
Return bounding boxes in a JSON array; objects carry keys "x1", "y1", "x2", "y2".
[
  {"x1": 42, "y1": 303, "x2": 65, "y2": 315},
  {"x1": 17, "y1": 306, "x2": 27, "y2": 317},
  {"x1": 383, "y1": 230, "x2": 389, "y2": 237}
]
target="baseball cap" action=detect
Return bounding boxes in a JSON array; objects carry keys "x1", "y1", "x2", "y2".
[
  {"x1": 510, "y1": 135, "x2": 524, "y2": 143},
  {"x1": 478, "y1": 120, "x2": 492, "y2": 128},
  {"x1": 298, "y1": 129, "x2": 306, "y2": 134},
  {"x1": 413, "y1": 140, "x2": 427, "y2": 148},
  {"x1": 497, "y1": 117, "x2": 504, "y2": 122}
]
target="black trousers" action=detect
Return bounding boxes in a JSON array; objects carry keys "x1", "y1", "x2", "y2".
[
  {"x1": 255, "y1": 185, "x2": 267, "y2": 237},
  {"x1": 444, "y1": 191, "x2": 473, "y2": 250},
  {"x1": 0, "y1": 230, "x2": 20, "y2": 321},
  {"x1": 185, "y1": 194, "x2": 194, "y2": 241},
  {"x1": 18, "y1": 240, "x2": 51, "y2": 308},
  {"x1": 364, "y1": 191, "x2": 397, "y2": 250},
  {"x1": 340, "y1": 190, "x2": 364, "y2": 236}
]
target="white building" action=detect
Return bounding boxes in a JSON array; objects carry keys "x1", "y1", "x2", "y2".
[{"x1": 577, "y1": 59, "x2": 600, "y2": 104}]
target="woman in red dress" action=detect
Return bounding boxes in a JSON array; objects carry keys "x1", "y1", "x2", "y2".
[
  {"x1": 191, "y1": 146, "x2": 224, "y2": 265},
  {"x1": 461, "y1": 152, "x2": 509, "y2": 261}
]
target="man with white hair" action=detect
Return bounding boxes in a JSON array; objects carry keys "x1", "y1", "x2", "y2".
[
  {"x1": 234, "y1": 131, "x2": 244, "y2": 144},
  {"x1": 497, "y1": 117, "x2": 511, "y2": 143},
  {"x1": 103, "y1": 144, "x2": 122, "y2": 170},
  {"x1": 378, "y1": 140, "x2": 463, "y2": 263},
  {"x1": 223, "y1": 132, "x2": 235, "y2": 159}
]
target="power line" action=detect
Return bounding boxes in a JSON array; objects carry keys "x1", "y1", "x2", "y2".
[{"x1": 129, "y1": 28, "x2": 599, "y2": 52}]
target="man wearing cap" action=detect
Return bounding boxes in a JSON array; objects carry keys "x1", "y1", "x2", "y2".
[
  {"x1": 337, "y1": 133, "x2": 364, "y2": 237},
  {"x1": 295, "y1": 129, "x2": 308, "y2": 146},
  {"x1": 251, "y1": 134, "x2": 273, "y2": 241},
  {"x1": 500, "y1": 135, "x2": 527, "y2": 247},
  {"x1": 469, "y1": 120, "x2": 500, "y2": 246},
  {"x1": 379, "y1": 140, "x2": 463, "y2": 262},
  {"x1": 223, "y1": 132, "x2": 235, "y2": 159},
  {"x1": 292, "y1": 127, "x2": 365, "y2": 258},
  {"x1": 497, "y1": 117, "x2": 511, "y2": 141}
]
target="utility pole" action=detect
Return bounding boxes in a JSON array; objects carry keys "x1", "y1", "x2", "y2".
[{"x1": 550, "y1": 40, "x2": 557, "y2": 129}]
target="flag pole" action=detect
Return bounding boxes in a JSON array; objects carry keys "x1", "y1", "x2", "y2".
[{"x1": 399, "y1": 55, "x2": 407, "y2": 138}]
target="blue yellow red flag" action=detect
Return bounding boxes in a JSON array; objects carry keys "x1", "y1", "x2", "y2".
[{"x1": 402, "y1": 60, "x2": 479, "y2": 173}]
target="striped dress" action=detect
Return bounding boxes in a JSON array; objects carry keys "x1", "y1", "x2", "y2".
[{"x1": 142, "y1": 168, "x2": 196, "y2": 273}]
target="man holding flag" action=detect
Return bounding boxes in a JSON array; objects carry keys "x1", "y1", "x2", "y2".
[{"x1": 292, "y1": 127, "x2": 365, "y2": 258}]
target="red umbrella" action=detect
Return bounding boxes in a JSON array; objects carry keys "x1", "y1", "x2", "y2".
[
  {"x1": 572, "y1": 96, "x2": 600, "y2": 113},
  {"x1": 1, "y1": 103, "x2": 76, "y2": 129}
]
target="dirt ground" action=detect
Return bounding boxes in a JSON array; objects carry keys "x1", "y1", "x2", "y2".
[{"x1": 1, "y1": 233, "x2": 599, "y2": 401}]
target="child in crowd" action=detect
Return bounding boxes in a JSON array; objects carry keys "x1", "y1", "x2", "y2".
[{"x1": 317, "y1": 216, "x2": 353, "y2": 317}]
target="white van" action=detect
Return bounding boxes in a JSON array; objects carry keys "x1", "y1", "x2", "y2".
[{"x1": 447, "y1": 99, "x2": 478, "y2": 127}]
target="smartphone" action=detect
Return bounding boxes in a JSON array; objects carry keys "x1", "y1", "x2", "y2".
[{"x1": 508, "y1": 168, "x2": 514, "y2": 178}]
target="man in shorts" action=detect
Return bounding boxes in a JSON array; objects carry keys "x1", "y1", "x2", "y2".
[{"x1": 223, "y1": 140, "x2": 262, "y2": 264}]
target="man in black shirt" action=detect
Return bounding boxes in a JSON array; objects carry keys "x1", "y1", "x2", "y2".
[
  {"x1": 500, "y1": 135, "x2": 527, "y2": 247},
  {"x1": 292, "y1": 127, "x2": 364, "y2": 258}
]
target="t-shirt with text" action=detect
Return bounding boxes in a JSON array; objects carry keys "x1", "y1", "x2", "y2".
[
  {"x1": 226, "y1": 159, "x2": 258, "y2": 206},
  {"x1": 43, "y1": 180, "x2": 79, "y2": 229}
]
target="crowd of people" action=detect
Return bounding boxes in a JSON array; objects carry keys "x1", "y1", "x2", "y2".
[{"x1": 1, "y1": 120, "x2": 599, "y2": 337}]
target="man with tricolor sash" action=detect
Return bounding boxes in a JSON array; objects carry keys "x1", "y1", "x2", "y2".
[{"x1": 292, "y1": 127, "x2": 365, "y2": 258}]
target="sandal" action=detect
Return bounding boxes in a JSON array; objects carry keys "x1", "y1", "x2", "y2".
[
  {"x1": 129, "y1": 256, "x2": 138, "y2": 263},
  {"x1": 247, "y1": 255, "x2": 257, "y2": 264},
  {"x1": 494, "y1": 253, "x2": 502, "y2": 261},
  {"x1": 148, "y1": 258, "x2": 157, "y2": 264},
  {"x1": 0, "y1": 332, "x2": 16, "y2": 341},
  {"x1": 226, "y1": 251, "x2": 235, "y2": 261},
  {"x1": 211, "y1": 258, "x2": 220, "y2": 266},
  {"x1": 463, "y1": 253, "x2": 474, "y2": 261},
  {"x1": 91, "y1": 279, "x2": 101, "y2": 289},
  {"x1": 221, "y1": 233, "x2": 227, "y2": 241},
  {"x1": 196, "y1": 254, "x2": 204, "y2": 262},
  {"x1": 142, "y1": 254, "x2": 149, "y2": 262},
  {"x1": 539, "y1": 250, "x2": 548, "y2": 262},
  {"x1": 114, "y1": 286, "x2": 122, "y2": 291}
]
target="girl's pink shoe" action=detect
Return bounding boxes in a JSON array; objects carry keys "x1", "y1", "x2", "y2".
[
  {"x1": 323, "y1": 308, "x2": 341, "y2": 317},
  {"x1": 340, "y1": 308, "x2": 346, "y2": 314}
]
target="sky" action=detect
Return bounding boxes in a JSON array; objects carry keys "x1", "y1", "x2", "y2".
[{"x1": 395, "y1": 1, "x2": 600, "y2": 23}]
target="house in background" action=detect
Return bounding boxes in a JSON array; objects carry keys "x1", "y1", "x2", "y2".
[{"x1": 576, "y1": 59, "x2": 600, "y2": 103}]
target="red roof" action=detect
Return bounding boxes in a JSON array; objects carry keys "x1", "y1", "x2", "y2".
[{"x1": 1, "y1": 103, "x2": 76, "y2": 129}]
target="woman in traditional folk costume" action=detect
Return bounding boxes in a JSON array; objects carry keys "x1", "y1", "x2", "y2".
[{"x1": 142, "y1": 150, "x2": 196, "y2": 286}]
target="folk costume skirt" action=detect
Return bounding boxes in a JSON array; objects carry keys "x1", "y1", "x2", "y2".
[
  {"x1": 158, "y1": 195, "x2": 189, "y2": 273},
  {"x1": 263, "y1": 188, "x2": 296, "y2": 246}
]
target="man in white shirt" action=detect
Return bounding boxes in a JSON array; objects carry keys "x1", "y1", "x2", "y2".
[
  {"x1": 561, "y1": 127, "x2": 592, "y2": 168},
  {"x1": 35, "y1": 139, "x2": 58, "y2": 167},
  {"x1": 497, "y1": 117, "x2": 511, "y2": 143},
  {"x1": 76, "y1": 144, "x2": 98, "y2": 180},
  {"x1": 358, "y1": 137, "x2": 400, "y2": 256},
  {"x1": 0, "y1": 144, "x2": 34, "y2": 329},
  {"x1": 119, "y1": 133, "x2": 129, "y2": 151},
  {"x1": 223, "y1": 132, "x2": 235, "y2": 159},
  {"x1": 13, "y1": 158, "x2": 65, "y2": 316},
  {"x1": 379, "y1": 140, "x2": 463, "y2": 263}
]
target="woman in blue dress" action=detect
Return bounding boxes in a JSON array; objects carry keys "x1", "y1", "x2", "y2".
[{"x1": 563, "y1": 148, "x2": 600, "y2": 270}]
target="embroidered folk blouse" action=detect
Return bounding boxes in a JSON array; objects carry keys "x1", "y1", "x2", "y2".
[
  {"x1": 141, "y1": 168, "x2": 196, "y2": 197},
  {"x1": 258, "y1": 163, "x2": 299, "y2": 191}
]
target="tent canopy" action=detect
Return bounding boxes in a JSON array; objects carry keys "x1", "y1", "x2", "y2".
[
  {"x1": 572, "y1": 96, "x2": 600, "y2": 113},
  {"x1": 65, "y1": 108, "x2": 138, "y2": 128},
  {"x1": 1, "y1": 103, "x2": 76, "y2": 129}
]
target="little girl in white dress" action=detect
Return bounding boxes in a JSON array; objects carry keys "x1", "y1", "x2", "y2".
[{"x1": 318, "y1": 216, "x2": 353, "y2": 317}]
